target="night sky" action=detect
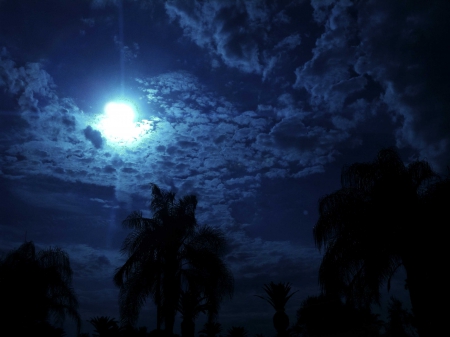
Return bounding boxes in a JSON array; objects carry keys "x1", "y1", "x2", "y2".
[{"x1": 1, "y1": 0, "x2": 449, "y2": 336}]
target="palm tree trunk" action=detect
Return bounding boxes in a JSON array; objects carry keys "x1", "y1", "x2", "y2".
[
  {"x1": 273, "y1": 310, "x2": 289, "y2": 337},
  {"x1": 156, "y1": 275, "x2": 162, "y2": 331},
  {"x1": 165, "y1": 314, "x2": 175, "y2": 335},
  {"x1": 161, "y1": 291, "x2": 177, "y2": 335},
  {"x1": 181, "y1": 318, "x2": 195, "y2": 337},
  {"x1": 156, "y1": 305, "x2": 162, "y2": 331},
  {"x1": 402, "y1": 254, "x2": 435, "y2": 337},
  {"x1": 163, "y1": 258, "x2": 180, "y2": 335}
]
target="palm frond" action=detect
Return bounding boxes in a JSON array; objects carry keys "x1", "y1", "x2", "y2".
[
  {"x1": 314, "y1": 148, "x2": 438, "y2": 311},
  {"x1": 256, "y1": 282, "x2": 298, "y2": 312},
  {"x1": 118, "y1": 265, "x2": 154, "y2": 325},
  {"x1": 0, "y1": 242, "x2": 81, "y2": 333},
  {"x1": 115, "y1": 183, "x2": 234, "y2": 332},
  {"x1": 226, "y1": 326, "x2": 248, "y2": 337}
]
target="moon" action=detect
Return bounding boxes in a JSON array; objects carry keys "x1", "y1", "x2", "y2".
[
  {"x1": 96, "y1": 101, "x2": 145, "y2": 144},
  {"x1": 104, "y1": 102, "x2": 136, "y2": 125},
  {"x1": 94, "y1": 100, "x2": 154, "y2": 146}
]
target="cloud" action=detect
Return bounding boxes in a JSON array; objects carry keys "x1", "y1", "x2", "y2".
[
  {"x1": 138, "y1": 70, "x2": 349, "y2": 186},
  {"x1": 164, "y1": 1, "x2": 307, "y2": 77},
  {"x1": 356, "y1": 0, "x2": 450, "y2": 168},
  {"x1": 1, "y1": 47, "x2": 349, "y2": 223},
  {"x1": 274, "y1": 33, "x2": 301, "y2": 50},
  {"x1": 83, "y1": 126, "x2": 103, "y2": 149},
  {"x1": 89, "y1": 0, "x2": 119, "y2": 9},
  {"x1": 113, "y1": 35, "x2": 140, "y2": 62},
  {"x1": 0, "y1": 48, "x2": 57, "y2": 111},
  {"x1": 0, "y1": 49, "x2": 373, "y2": 301},
  {"x1": 223, "y1": 227, "x2": 322, "y2": 316},
  {"x1": 293, "y1": 0, "x2": 450, "y2": 170}
]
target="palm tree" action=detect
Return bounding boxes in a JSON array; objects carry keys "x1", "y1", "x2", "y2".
[
  {"x1": 0, "y1": 241, "x2": 81, "y2": 335},
  {"x1": 313, "y1": 148, "x2": 448, "y2": 337},
  {"x1": 256, "y1": 282, "x2": 298, "y2": 337},
  {"x1": 114, "y1": 183, "x2": 234, "y2": 335},
  {"x1": 226, "y1": 327, "x2": 248, "y2": 337},
  {"x1": 293, "y1": 294, "x2": 382, "y2": 337},
  {"x1": 199, "y1": 321, "x2": 223, "y2": 337},
  {"x1": 178, "y1": 287, "x2": 207, "y2": 337},
  {"x1": 88, "y1": 316, "x2": 121, "y2": 337},
  {"x1": 384, "y1": 297, "x2": 417, "y2": 337}
]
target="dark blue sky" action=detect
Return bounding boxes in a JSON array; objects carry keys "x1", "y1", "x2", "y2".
[{"x1": 1, "y1": 0, "x2": 449, "y2": 336}]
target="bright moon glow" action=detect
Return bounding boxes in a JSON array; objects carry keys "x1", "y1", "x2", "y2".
[
  {"x1": 97, "y1": 101, "x2": 153, "y2": 145},
  {"x1": 103, "y1": 102, "x2": 135, "y2": 138}
]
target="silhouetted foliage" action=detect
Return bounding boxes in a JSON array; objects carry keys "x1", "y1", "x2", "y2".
[
  {"x1": 0, "y1": 241, "x2": 80, "y2": 336},
  {"x1": 39, "y1": 321, "x2": 68, "y2": 336},
  {"x1": 199, "y1": 321, "x2": 223, "y2": 337},
  {"x1": 292, "y1": 294, "x2": 382, "y2": 337},
  {"x1": 256, "y1": 282, "x2": 298, "y2": 337},
  {"x1": 121, "y1": 323, "x2": 149, "y2": 337},
  {"x1": 89, "y1": 316, "x2": 121, "y2": 337},
  {"x1": 114, "y1": 183, "x2": 234, "y2": 336},
  {"x1": 313, "y1": 148, "x2": 448, "y2": 337},
  {"x1": 178, "y1": 288, "x2": 208, "y2": 337},
  {"x1": 384, "y1": 297, "x2": 417, "y2": 337},
  {"x1": 148, "y1": 328, "x2": 176, "y2": 337},
  {"x1": 226, "y1": 327, "x2": 248, "y2": 337}
]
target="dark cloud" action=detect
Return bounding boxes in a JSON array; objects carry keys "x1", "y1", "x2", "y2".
[
  {"x1": 103, "y1": 165, "x2": 116, "y2": 173},
  {"x1": 83, "y1": 125, "x2": 103, "y2": 149},
  {"x1": 164, "y1": 0, "x2": 311, "y2": 77},
  {"x1": 121, "y1": 167, "x2": 138, "y2": 174},
  {"x1": 294, "y1": 0, "x2": 450, "y2": 170},
  {"x1": 356, "y1": 0, "x2": 450, "y2": 168}
]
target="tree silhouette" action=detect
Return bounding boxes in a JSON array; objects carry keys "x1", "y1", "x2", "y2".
[
  {"x1": 313, "y1": 148, "x2": 448, "y2": 337},
  {"x1": 226, "y1": 327, "x2": 248, "y2": 337},
  {"x1": 178, "y1": 287, "x2": 209, "y2": 337},
  {"x1": 0, "y1": 241, "x2": 80, "y2": 335},
  {"x1": 199, "y1": 321, "x2": 223, "y2": 337},
  {"x1": 256, "y1": 282, "x2": 298, "y2": 337},
  {"x1": 89, "y1": 316, "x2": 121, "y2": 337},
  {"x1": 120, "y1": 324, "x2": 150, "y2": 337},
  {"x1": 384, "y1": 297, "x2": 417, "y2": 337},
  {"x1": 292, "y1": 294, "x2": 382, "y2": 337},
  {"x1": 114, "y1": 183, "x2": 234, "y2": 336}
]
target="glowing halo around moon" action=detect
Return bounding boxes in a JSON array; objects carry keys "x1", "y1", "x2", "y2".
[{"x1": 95, "y1": 100, "x2": 154, "y2": 145}]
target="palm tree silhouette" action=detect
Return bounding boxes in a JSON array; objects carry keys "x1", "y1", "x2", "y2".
[
  {"x1": 384, "y1": 297, "x2": 417, "y2": 337},
  {"x1": 0, "y1": 241, "x2": 81, "y2": 335},
  {"x1": 89, "y1": 316, "x2": 121, "y2": 337},
  {"x1": 226, "y1": 327, "x2": 248, "y2": 337},
  {"x1": 114, "y1": 183, "x2": 234, "y2": 335},
  {"x1": 199, "y1": 321, "x2": 223, "y2": 337},
  {"x1": 178, "y1": 287, "x2": 208, "y2": 337},
  {"x1": 293, "y1": 294, "x2": 382, "y2": 337},
  {"x1": 256, "y1": 282, "x2": 298, "y2": 337},
  {"x1": 313, "y1": 148, "x2": 448, "y2": 337}
]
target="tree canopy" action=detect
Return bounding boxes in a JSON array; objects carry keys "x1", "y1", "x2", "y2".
[
  {"x1": 313, "y1": 148, "x2": 448, "y2": 337},
  {"x1": 0, "y1": 241, "x2": 80, "y2": 335},
  {"x1": 114, "y1": 183, "x2": 234, "y2": 336}
]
